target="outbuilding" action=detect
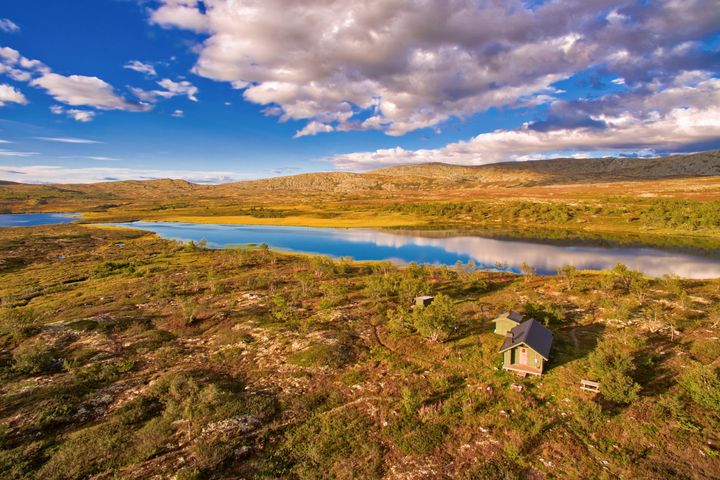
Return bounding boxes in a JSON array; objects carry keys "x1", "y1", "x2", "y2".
[
  {"x1": 492, "y1": 310, "x2": 525, "y2": 336},
  {"x1": 414, "y1": 295, "x2": 435, "y2": 307}
]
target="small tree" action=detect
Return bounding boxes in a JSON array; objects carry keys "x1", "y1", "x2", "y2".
[
  {"x1": 558, "y1": 264, "x2": 578, "y2": 291},
  {"x1": 588, "y1": 340, "x2": 641, "y2": 404},
  {"x1": 387, "y1": 307, "x2": 414, "y2": 336},
  {"x1": 178, "y1": 296, "x2": 200, "y2": 325},
  {"x1": 413, "y1": 294, "x2": 457, "y2": 342},
  {"x1": 520, "y1": 262, "x2": 536, "y2": 282}
]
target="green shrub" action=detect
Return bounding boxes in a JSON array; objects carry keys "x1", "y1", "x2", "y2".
[
  {"x1": 282, "y1": 408, "x2": 384, "y2": 479},
  {"x1": 690, "y1": 339, "x2": 720, "y2": 364},
  {"x1": 289, "y1": 343, "x2": 350, "y2": 369},
  {"x1": 588, "y1": 340, "x2": 641, "y2": 404},
  {"x1": 461, "y1": 458, "x2": 524, "y2": 480},
  {"x1": 0, "y1": 307, "x2": 41, "y2": 343},
  {"x1": 270, "y1": 294, "x2": 298, "y2": 324},
  {"x1": 12, "y1": 339, "x2": 56, "y2": 374},
  {"x1": 318, "y1": 282, "x2": 349, "y2": 310},
  {"x1": 386, "y1": 307, "x2": 414, "y2": 336},
  {"x1": 37, "y1": 422, "x2": 129, "y2": 480},
  {"x1": 677, "y1": 362, "x2": 720, "y2": 410},
  {"x1": 413, "y1": 294, "x2": 457, "y2": 342},
  {"x1": 523, "y1": 301, "x2": 566, "y2": 326}
]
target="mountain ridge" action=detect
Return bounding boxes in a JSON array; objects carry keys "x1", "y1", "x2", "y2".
[{"x1": 1, "y1": 150, "x2": 719, "y2": 197}]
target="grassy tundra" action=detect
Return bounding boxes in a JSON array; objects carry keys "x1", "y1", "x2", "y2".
[
  {"x1": 2, "y1": 152, "x2": 720, "y2": 251},
  {"x1": 1, "y1": 223, "x2": 719, "y2": 479}
]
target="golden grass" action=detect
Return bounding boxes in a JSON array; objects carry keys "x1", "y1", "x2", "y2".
[{"x1": 150, "y1": 212, "x2": 427, "y2": 228}]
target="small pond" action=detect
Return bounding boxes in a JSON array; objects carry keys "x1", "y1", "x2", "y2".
[{"x1": 0, "y1": 213, "x2": 79, "y2": 227}]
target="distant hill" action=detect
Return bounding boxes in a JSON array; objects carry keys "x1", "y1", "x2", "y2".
[
  {"x1": 220, "y1": 150, "x2": 720, "y2": 192},
  {"x1": 1, "y1": 151, "x2": 719, "y2": 200},
  {"x1": 372, "y1": 150, "x2": 720, "y2": 187}
]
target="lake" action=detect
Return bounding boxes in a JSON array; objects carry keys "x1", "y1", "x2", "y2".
[
  {"x1": 110, "y1": 221, "x2": 720, "y2": 279},
  {"x1": 0, "y1": 212, "x2": 79, "y2": 227}
]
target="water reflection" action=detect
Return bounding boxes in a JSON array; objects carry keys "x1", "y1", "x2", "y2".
[
  {"x1": 0, "y1": 213, "x2": 78, "y2": 227},
  {"x1": 113, "y1": 222, "x2": 720, "y2": 279}
]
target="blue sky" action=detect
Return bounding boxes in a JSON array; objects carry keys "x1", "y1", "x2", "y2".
[{"x1": 0, "y1": 0, "x2": 718, "y2": 183}]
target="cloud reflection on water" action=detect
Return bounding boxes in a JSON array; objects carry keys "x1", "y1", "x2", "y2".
[
  {"x1": 118, "y1": 222, "x2": 720, "y2": 279},
  {"x1": 334, "y1": 229, "x2": 720, "y2": 279}
]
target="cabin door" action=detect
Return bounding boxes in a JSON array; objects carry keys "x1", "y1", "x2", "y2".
[{"x1": 519, "y1": 348, "x2": 528, "y2": 365}]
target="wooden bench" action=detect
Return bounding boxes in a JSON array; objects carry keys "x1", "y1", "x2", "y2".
[{"x1": 580, "y1": 379, "x2": 600, "y2": 393}]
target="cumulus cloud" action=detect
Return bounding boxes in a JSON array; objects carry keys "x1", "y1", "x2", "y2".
[
  {"x1": 156, "y1": 78, "x2": 198, "y2": 101},
  {"x1": 0, "y1": 46, "x2": 48, "y2": 85},
  {"x1": 124, "y1": 60, "x2": 157, "y2": 77},
  {"x1": 0, "y1": 83, "x2": 28, "y2": 106},
  {"x1": 130, "y1": 78, "x2": 199, "y2": 103},
  {"x1": 0, "y1": 164, "x2": 248, "y2": 184},
  {"x1": 149, "y1": 0, "x2": 209, "y2": 32},
  {"x1": 0, "y1": 19, "x2": 19, "y2": 33},
  {"x1": 31, "y1": 73, "x2": 150, "y2": 111},
  {"x1": 0, "y1": 46, "x2": 152, "y2": 114},
  {"x1": 171, "y1": 109, "x2": 184, "y2": 117},
  {"x1": 49, "y1": 105, "x2": 96, "y2": 122},
  {"x1": 329, "y1": 76, "x2": 720, "y2": 170},
  {"x1": 148, "y1": 0, "x2": 720, "y2": 136}
]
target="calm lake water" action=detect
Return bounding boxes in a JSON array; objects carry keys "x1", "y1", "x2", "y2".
[
  {"x1": 111, "y1": 221, "x2": 720, "y2": 279},
  {"x1": 0, "y1": 212, "x2": 78, "y2": 227}
]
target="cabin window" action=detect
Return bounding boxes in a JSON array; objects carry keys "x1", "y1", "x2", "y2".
[{"x1": 534, "y1": 357, "x2": 538, "y2": 364}]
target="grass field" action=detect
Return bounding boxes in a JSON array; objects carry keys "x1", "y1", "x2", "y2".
[{"x1": 1, "y1": 223, "x2": 719, "y2": 479}]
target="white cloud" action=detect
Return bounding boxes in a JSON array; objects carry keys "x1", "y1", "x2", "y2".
[
  {"x1": 0, "y1": 165, "x2": 249, "y2": 184},
  {"x1": 124, "y1": 60, "x2": 157, "y2": 77},
  {"x1": 0, "y1": 47, "x2": 152, "y2": 114},
  {"x1": 66, "y1": 109, "x2": 96, "y2": 122},
  {"x1": 31, "y1": 73, "x2": 150, "y2": 111},
  {"x1": 49, "y1": 105, "x2": 96, "y2": 122},
  {"x1": 171, "y1": 109, "x2": 184, "y2": 117},
  {"x1": 156, "y1": 78, "x2": 198, "y2": 101},
  {"x1": 0, "y1": 149, "x2": 38, "y2": 157},
  {"x1": 0, "y1": 83, "x2": 28, "y2": 106},
  {"x1": 130, "y1": 78, "x2": 199, "y2": 103},
  {"x1": 294, "y1": 121, "x2": 334, "y2": 138},
  {"x1": 149, "y1": 0, "x2": 209, "y2": 32},
  {"x1": 35, "y1": 136, "x2": 102, "y2": 144},
  {"x1": 148, "y1": 0, "x2": 720, "y2": 136},
  {"x1": 329, "y1": 77, "x2": 720, "y2": 170},
  {"x1": 0, "y1": 19, "x2": 19, "y2": 33}
]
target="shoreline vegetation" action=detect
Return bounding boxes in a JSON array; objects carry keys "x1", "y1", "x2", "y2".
[
  {"x1": 1, "y1": 151, "x2": 719, "y2": 252},
  {"x1": 0, "y1": 223, "x2": 719, "y2": 478}
]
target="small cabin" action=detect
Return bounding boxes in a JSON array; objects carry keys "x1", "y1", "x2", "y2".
[
  {"x1": 499, "y1": 318, "x2": 553, "y2": 376},
  {"x1": 415, "y1": 295, "x2": 434, "y2": 307},
  {"x1": 492, "y1": 311, "x2": 525, "y2": 336}
]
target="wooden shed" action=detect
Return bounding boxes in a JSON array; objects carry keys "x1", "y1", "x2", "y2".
[
  {"x1": 499, "y1": 318, "x2": 553, "y2": 376},
  {"x1": 414, "y1": 295, "x2": 434, "y2": 307},
  {"x1": 492, "y1": 310, "x2": 525, "y2": 336}
]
